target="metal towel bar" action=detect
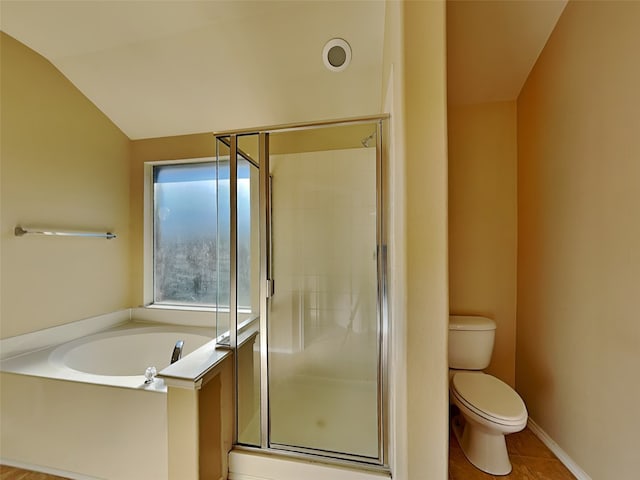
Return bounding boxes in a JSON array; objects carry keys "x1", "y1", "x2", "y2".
[{"x1": 14, "y1": 226, "x2": 116, "y2": 239}]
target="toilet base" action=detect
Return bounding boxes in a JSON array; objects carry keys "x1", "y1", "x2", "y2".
[{"x1": 452, "y1": 414, "x2": 512, "y2": 476}]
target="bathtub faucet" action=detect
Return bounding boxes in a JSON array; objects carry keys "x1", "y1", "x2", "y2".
[{"x1": 170, "y1": 340, "x2": 184, "y2": 364}]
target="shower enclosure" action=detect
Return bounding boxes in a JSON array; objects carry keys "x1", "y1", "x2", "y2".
[{"x1": 214, "y1": 116, "x2": 389, "y2": 468}]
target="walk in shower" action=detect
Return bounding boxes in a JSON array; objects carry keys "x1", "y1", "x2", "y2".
[{"x1": 214, "y1": 116, "x2": 389, "y2": 468}]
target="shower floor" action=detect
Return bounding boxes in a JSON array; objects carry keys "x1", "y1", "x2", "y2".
[
  {"x1": 239, "y1": 322, "x2": 380, "y2": 459},
  {"x1": 241, "y1": 373, "x2": 378, "y2": 458},
  {"x1": 270, "y1": 374, "x2": 378, "y2": 457}
]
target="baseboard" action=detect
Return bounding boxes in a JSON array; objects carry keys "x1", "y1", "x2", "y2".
[
  {"x1": 527, "y1": 419, "x2": 592, "y2": 480},
  {"x1": 0, "y1": 458, "x2": 101, "y2": 480}
]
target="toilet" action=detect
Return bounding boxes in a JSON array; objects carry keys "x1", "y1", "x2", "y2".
[{"x1": 449, "y1": 315, "x2": 527, "y2": 475}]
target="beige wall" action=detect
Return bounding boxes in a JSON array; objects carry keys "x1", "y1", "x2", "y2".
[
  {"x1": 129, "y1": 134, "x2": 215, "y2": 306},
  {"x1": 381, "y1": 1, "x2": 406, "y2": 476},
  {"x1": 381, "y1": 1, "x2": 449, "y2": 478},
  {"x1": 405, "y1": 1, "x2": 449, "y2": 477},
  {"x1": 0, "y1": 33, "x2": 131, "y2": 338},
  {"x1": 517, "y1": 1, "x2": 640, "y2": 478},
  {"x1": 448, "y1": 101, "x2": 518, "y2": 386}
]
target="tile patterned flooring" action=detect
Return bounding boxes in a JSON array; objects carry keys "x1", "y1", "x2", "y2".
[
  {"x1": 2, "y1": 425, "x2": 577, "y2": 480},
  {"x1": 0, "y1": 466, "x2": 68, "y2": 480},
  {"x1": 449, "y1": 423, "x2": 577, "y2": 480}
]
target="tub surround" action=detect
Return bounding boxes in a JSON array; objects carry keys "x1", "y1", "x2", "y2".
[
  {"x1": 0, "y1": 308, "x2": 233, "y2": 392},
  {"x1": 0, "y1": 309, "x2": 130, "y2": 361},
  {"x1": 0, "y1": 306, "x2": 221, "y2": 361},
  {"x1": 1, "y1": 323, "x2": 218, "y2": 392},
  {"x1": 0, "y1": 308, "x2": 236, "y2": 480},
  {"x1": 150, "y1": 311, "x2": 258, "y2": 390},
  {"x1": 166, "y1": 352, "x2": 234, "y2": 480},
  {"x1": 1, "y1": 371, "x2": 169, "y2": 480},
  {"x1": 158, "y1": 336, "x2": 230, "y2": 390}
]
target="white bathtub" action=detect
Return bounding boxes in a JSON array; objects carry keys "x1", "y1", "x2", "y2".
[
  {"x1": 0, "y1": 319, "x2": 217, "y2": 479},
  {"x1": 1, "y1": 322, "x2": 215, "y2": 390},
  {"x1": 49, "y1": 325, "x2": 214, "y2": 383}
]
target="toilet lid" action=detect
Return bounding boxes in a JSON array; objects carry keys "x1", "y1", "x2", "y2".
[{"x1": 451, "y1": 372, "x2": 527, "y2": 425}]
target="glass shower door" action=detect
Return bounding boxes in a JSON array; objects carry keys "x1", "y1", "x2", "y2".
[{"x1": 267, "y1": 125, "x2": 380, "y2": 459}]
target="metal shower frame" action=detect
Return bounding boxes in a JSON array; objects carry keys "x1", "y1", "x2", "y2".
[{"x1": 214, "y1": 113, "x2": 390, "y2": 471}]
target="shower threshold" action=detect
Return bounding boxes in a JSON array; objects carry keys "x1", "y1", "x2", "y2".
[{"x1": 227, "y1": 450, "x2": 391, "y2": 480}]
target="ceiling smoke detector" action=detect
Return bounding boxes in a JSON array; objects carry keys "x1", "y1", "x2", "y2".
[{"x1": 323, "y1": 38, "x2": 351, "y2": 72}]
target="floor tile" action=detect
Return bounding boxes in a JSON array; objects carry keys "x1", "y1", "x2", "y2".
[
  {"x1": 449, "y1": 426, "x2": 577, "y2": 480},
  {"x1": 510, "y1": 456, "x2": 576, "y2": 480},
  {"x1": 0, "y1": 466, "x2": 68, "y2": 480},
  {"x1": 506, "y1": 428, "x2": 555, "y2": 459},
  {"x1": 449, "y1": 446, "x2": 496, "y2": 480},
  {"x1": 449, "y1": 428, "x2": 462, "y2": 452}
]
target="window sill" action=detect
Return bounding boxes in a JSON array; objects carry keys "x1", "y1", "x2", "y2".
[
  {"x1": 145, "y1": 303, "x2": 253, "y2": 314},
  {"x1": 145, "y1": 303, "x2": 218, "y2": 313},
  {"x1": 131, "y1": 305, "x2": 256, "y2": 330},
  {"x1": 132, "y1": 306, "x2": 217, "y2": 328}
]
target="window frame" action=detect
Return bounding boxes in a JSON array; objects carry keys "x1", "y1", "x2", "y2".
[
  {"x1": 143, "y1": 157, "x2": 223, "y2": 311},
  {"x1": 144, "y1": 156, "x2": 255, "y2": 319}
]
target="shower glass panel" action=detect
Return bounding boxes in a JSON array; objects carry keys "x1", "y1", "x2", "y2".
[
  {"x1": 236, "y1": 134, "x2": 261, "y2": 447},
  {"x1": 267, "y1": 124, "x2": 380, "y2": 459},
  {"x1": 215, "y1": 138, "x2": 231, "y2": 343}
]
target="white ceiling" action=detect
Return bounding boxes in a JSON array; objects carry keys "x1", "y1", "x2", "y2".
[
  {"x1": 1, "y1": 1, "x2": 567, "y2": 139},
  {"x1": 1, "y1": 0, "x2": 386, "y2": 139}
]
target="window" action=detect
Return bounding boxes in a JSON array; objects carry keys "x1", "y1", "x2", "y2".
[{"x1": 152, "y1": 160, "x2": 251, "y2": 309}]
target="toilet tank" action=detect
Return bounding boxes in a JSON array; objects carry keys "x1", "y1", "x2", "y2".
[{"x1": 448, "y1": 315, "x2": 496, "y2": 370}]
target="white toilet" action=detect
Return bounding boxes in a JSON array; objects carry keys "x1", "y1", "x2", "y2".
[{"x1": 449, "y1": 315, "x2": 527, "y2": 475}]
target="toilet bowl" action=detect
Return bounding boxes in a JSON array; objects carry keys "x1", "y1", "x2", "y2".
[
  {"x1": 448, "y1": 315, "x2": 528, "y2": 475},
  {"x1": 450, "y1": 371, "x2": 527, "y2": 475}
]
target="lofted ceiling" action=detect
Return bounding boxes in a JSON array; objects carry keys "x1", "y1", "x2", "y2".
[
  {"x1": 447, "y1": 0, "x2": 568, "y2": 105},
  {"x1": 1, "y1": 1, "x2": 567, "y2": 139},
  {"x1": 0, "y1": 0, "x2": 386, "y2": 139}
]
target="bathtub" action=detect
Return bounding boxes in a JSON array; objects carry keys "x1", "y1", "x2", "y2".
[
  {"x1": 49, "y1": 324, "x2": 214, "y2": 387},
  {"x1": 0, "y1": 318, "x2": 219, "y2": 480}
]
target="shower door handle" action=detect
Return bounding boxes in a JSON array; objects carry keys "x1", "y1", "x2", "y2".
[{"x1": 267, "y1": 279, "x2": 275, "y2": 298}]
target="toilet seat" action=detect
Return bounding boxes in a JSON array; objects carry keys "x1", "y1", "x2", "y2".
[{"x1": 451, "y1": 372, "x2": 527, "y2": 427}]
